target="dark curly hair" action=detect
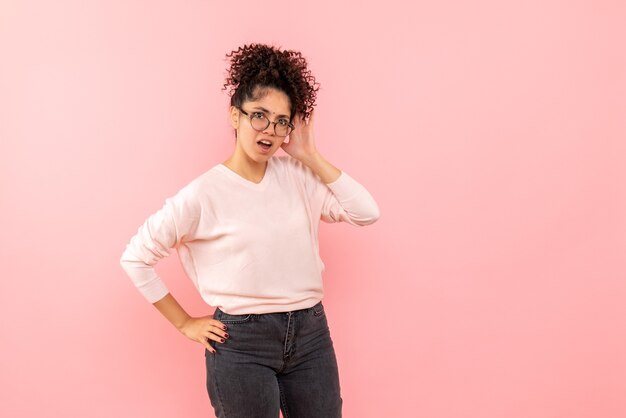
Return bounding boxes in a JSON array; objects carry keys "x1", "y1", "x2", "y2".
[{"x1": 222, "y1": 43, "x2": 320, "y2": 123}]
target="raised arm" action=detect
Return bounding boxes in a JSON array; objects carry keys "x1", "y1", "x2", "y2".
[
  {"x1": 302, "y1": 152, "x2": 380, "y2": 226},
  {"x1": 280, "y1": 110, "x2": 380, "y2": 226}
]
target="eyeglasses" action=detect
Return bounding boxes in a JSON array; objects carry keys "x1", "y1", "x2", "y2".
[{"x1": 237, "y1": 107, "x2": 294, "y2": 137}]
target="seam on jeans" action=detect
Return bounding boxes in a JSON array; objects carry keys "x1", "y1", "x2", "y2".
[
  {"x1": 277, "y1": 379, "x2": 291, "y2": 418},
  {"x1": 212, "y1": 355, "x2": 229, "y2": 418},
  {"x1": 218, "y1": 313, "x2": 252, "y2": 324}
]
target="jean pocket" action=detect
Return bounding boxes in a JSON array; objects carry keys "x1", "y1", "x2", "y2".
[
  {"x1": 216, "y1": 310, "x2": 254, "y2": 324},
  {"x1": 312, "y1": 302, "x2": 325, "y2": 317}
]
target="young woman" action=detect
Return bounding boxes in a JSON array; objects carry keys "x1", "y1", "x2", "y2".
[{"x1": 120, "y1": 43, "x2": 380, "y2": 418}]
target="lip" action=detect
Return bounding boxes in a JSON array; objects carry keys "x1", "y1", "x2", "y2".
[{"x1": 256, "y1": 141, "x2": 273, "y2": 154}]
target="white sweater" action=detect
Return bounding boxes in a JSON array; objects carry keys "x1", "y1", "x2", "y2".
[{"x1": 119, "y1": 154, "x2": 380, "y2": 314}]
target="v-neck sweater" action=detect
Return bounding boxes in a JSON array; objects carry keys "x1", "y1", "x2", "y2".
[{"x1": 119, "y1": 154, "x2": 380, "y2": 314}]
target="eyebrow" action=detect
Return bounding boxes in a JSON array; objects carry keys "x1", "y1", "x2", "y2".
[{"x1": 251, "y1": 106, "x2": 290, "y2": 119}]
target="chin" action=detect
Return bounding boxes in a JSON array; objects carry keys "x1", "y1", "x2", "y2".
[
  {"x1": 247, "y1": 151, "x2": 272, "y2": 162},
  {"x1": 251, "y1": 147, "x2": 276, "y2": 159}
]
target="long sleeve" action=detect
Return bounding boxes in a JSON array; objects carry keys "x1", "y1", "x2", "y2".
[
  {"x1": 308, "y1": 169, "x2": 380, "y2": 226},
  {"x1": 119, "y1": 186, "x2": 201, "y2": 303},
  {"x1": 118, "y1": 157, "x2": 378, "y2": 314}
]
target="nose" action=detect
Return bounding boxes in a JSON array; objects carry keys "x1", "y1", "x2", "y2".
[{"x1": 262, "y1": 122, "x2": 275, "y2": 136}]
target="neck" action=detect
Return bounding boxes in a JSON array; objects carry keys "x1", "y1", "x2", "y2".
[{"x1": 222, "y1": 150, "x2": 268, "y2": 184}]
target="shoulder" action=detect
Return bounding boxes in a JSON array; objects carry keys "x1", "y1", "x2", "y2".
[
  {"x1": 167, "y1": 164, "x2": 224, "y2": 206},
  {"x1": 271, "y1": 154, "x2": 315, "y2": 180}
]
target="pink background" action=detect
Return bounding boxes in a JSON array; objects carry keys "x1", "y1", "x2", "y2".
[{"x1": 1, "y1": 1, "x2": 625, "y2": 417}]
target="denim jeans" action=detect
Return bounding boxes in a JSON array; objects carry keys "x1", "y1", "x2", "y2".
[{"x1": 205, "y1": 301, "x2": 343, "y2": 418}]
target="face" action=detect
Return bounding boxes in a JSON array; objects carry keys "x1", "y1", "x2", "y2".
[{"x1": 229, "y1": 87, "x2": 292, "y2": 164}]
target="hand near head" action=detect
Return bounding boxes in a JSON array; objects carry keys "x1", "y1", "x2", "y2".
[{"x1": 280, "y1": 109, "x2": 319, "y2": 161}]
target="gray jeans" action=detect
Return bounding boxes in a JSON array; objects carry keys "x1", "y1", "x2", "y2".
[{"x1": 205, "y1": 301, "x2": 343, "y2": 417}]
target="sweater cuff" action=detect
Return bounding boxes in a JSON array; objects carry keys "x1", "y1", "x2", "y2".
[{"x1": 139, "y1": 279, "x2": 170, "y2": 304}]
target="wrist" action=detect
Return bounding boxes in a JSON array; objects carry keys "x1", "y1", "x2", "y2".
[
  {"x1": 176, "y1": 315, "x2": 192, "y2": 331},
  {"x1": 300, "y1": 150, "x2": 323, "y2": 168}
]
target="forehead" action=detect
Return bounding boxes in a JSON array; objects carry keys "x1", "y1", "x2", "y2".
[{"x1": 246, "y1": 87, "x2": 291, "y2": 118}]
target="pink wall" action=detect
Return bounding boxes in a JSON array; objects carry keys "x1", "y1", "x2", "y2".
[{"x1": 1, "y1": 1, "x2": 625, "y2": 417}]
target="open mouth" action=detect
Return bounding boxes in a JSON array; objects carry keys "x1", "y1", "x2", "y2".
[{"x1": 257, "y1": 139, "x2": 273, "y2": 152}]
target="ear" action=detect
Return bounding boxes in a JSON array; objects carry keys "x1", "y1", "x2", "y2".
[{"x1": 229, "y1": 106, "x2": 240, "y2": 130}]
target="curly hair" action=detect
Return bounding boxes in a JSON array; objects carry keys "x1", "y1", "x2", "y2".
[{"x1": 222, "y1": 43, "x2": 320, "y2": 121}]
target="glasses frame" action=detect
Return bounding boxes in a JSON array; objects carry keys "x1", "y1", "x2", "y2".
[{"x1": 237, "y1": 107, "x2": 295, "y2": 137}]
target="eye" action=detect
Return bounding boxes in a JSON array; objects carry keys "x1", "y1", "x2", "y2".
[
  {"x1": 252, "y1": 112, "x2": 265, "y2": 119},
  {"x1": 277, "y1": 118, "x2": 289, "y2": 126}
]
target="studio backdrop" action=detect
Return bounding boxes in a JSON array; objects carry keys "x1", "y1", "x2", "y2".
[{"x1": 1, "y1": 1, "x2": 624, "y2": 417}]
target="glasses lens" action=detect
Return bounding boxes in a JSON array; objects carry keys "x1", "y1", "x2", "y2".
[
  {"x1": 250, "y1": 114, "x2": 269, "y2": 131},
  {"x1": 275, "y1": 123, "x2": 292, "y2": 137}
]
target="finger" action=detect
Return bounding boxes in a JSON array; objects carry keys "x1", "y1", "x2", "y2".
[
  {"x1": 204, "y1": 333, "x2": 225, "y2": 347},
  {"x1": 205, "y1": 319, "x2": 228, "y2": 340},
  {"x1": 211, "y1": 319, "x2": 228, "y2": 331},
  {"x1": 206, "y1": 330, "x2": 227, "y2": 344},
  {"x1": 203, "y1": 337, "x2": 215, "y2": 353},
  {"x1": 209, "y1": 326, "x2": 229, "y2": 339}
]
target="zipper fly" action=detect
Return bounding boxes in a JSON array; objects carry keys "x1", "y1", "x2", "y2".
[{"x1": 283, "y1": 311, "x2": 294, "y2": 358}]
